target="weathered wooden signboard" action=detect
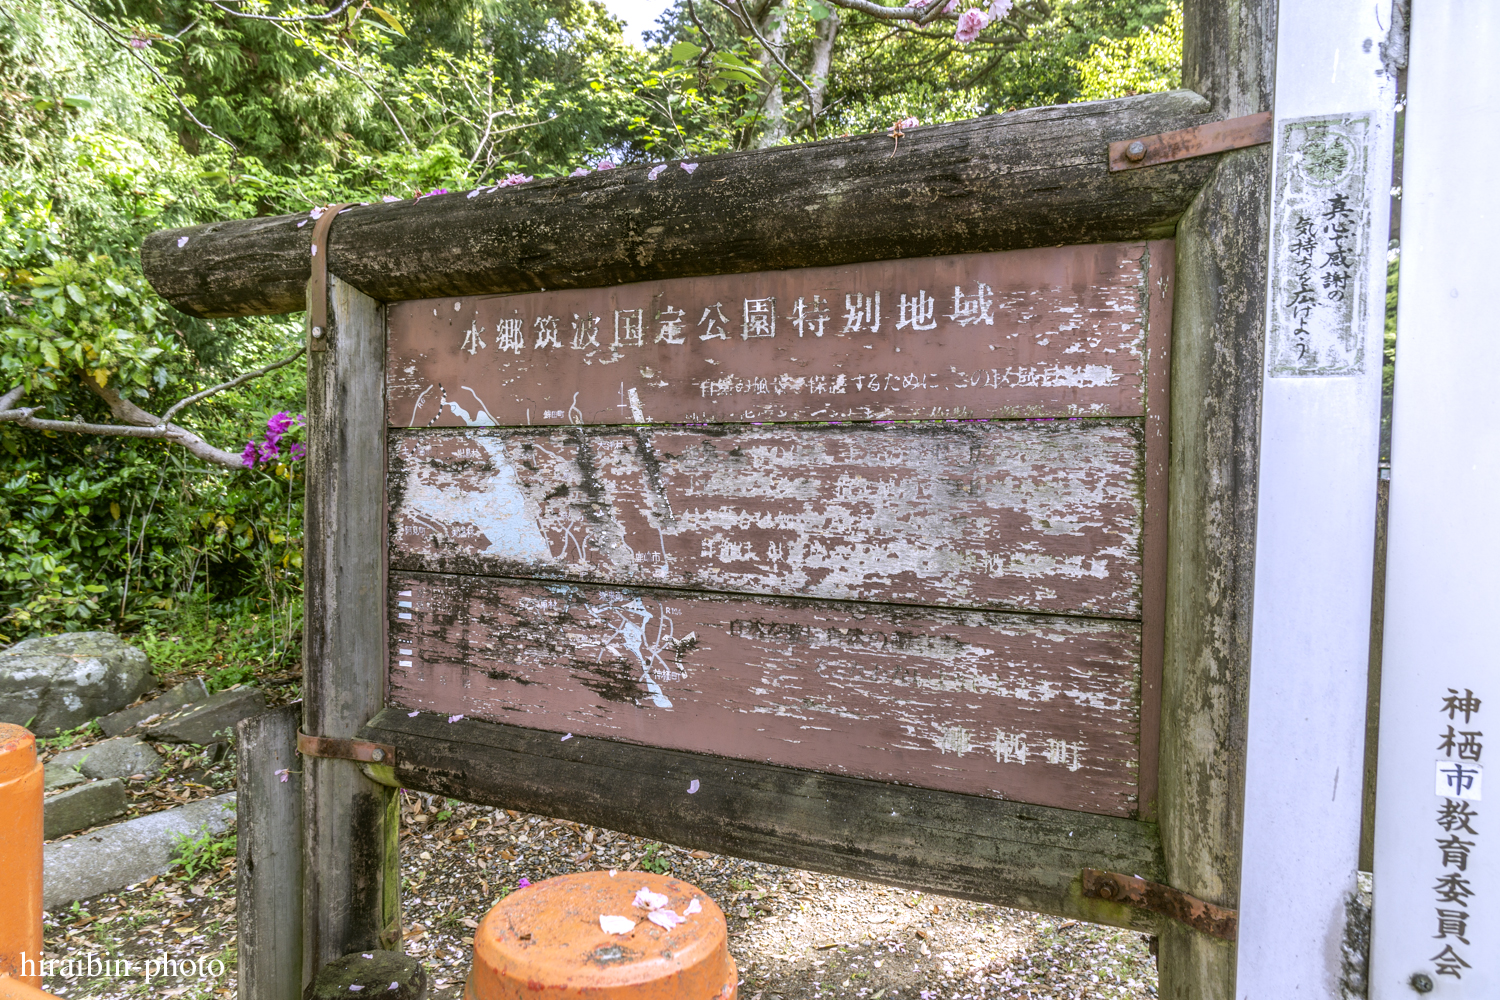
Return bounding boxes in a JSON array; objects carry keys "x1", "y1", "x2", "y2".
[
  {"x1": 382, "y1": 242, "x2": 1170, "y2": 818},
  {"x1": 145, "y1": 23, "x2": 1285, "y2": 992}
]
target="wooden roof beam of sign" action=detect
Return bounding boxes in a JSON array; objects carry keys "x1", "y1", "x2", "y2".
[
  {"x1": 357, "y1": 709, "x2": 1166, "y2": 933},
  {"x1": 143, "y1": 89, "x2": 1215, "y2": 319}
]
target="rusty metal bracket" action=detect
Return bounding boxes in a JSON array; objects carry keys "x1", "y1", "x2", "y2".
[
  {"x1": 1108, "y1": 111, "x2": 1273, "y2": 172},
  {"x1": 1081, "y1": 868, "x2": 1238, "y2": 940},
  {"x1": 297, "y1": 730, "x2": 395, "y2": 765},
  {"x1": 306, "y1": 202, "x2": 355, "y2": 352}
]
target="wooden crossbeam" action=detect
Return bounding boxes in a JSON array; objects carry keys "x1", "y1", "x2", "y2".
[{"x1": 141, "y1": 90, "x2": 1217, "y2": 319}]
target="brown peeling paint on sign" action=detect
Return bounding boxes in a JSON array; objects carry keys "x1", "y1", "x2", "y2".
[
  {"x1": 386, "y1": 243, "x2": 1154, "y2": 427},
  {"x1": 388, "y1": 421, "x2": 1145, "y2": 617},
  {"x1": 387, "y1": 573, "x2": 1142, "y2": 815}
]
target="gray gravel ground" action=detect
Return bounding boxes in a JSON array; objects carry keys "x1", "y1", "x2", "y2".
[{"x1": 42, "y1": 794, "x2": 1158, "y2": 999}]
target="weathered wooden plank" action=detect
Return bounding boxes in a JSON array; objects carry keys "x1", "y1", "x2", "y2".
[
  {"x1": 359, "y1": 708, "x2": 1164, "y2": 932},
  {"x1": 302, "y1": 276, "x2": 400, "y2": 982},
  {"x1": 388, "y1": 244, "x2": 1158, "y2": 426},
  {"x1": 142, "y1": 90, "x2": 1213, "y2": 319},
  {"x1": 389, "y1": 420, "x2": 1146, "y2": 617},
  {"x1": 388, "y1": 572, "x2": 1142, "y2": 816},
  {"x1": 237, "y1": 703, "x2": 303, "y2": 1000},
  {"x1": 1157, "y1": 139, "x2": 1271, "y2": 1000}
]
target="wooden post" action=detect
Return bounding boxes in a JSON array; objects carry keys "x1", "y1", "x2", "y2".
[
  {"x1": 237, "y1": 703, "x2": 304, "y2": 1000},
  {"x1": 1161, "y1": 2, "x2": 1274, "y2": 997},
  {"x1": 302, "y1": 274, "x2": 399, "y2": 985}
]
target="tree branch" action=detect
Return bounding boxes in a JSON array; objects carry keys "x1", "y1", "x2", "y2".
[
  {"x1": 1, "y1": 382, "x2": 245, "y2": 469},
  {"x1": 161, "y1": 345, "x2": 306, "y2": 424},
  {"x1": 205, "y1": 0, "x2": 354, "y2": 23}
]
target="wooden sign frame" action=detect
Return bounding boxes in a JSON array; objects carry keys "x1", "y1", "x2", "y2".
[{"x1": 147, "y1": 7, "x2": 1277, "y2": 996}]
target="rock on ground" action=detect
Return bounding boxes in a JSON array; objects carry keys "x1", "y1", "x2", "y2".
[
  {"x1": 304, "y1": 952, "x2": 427, "y2": 1000},
  {"x1": 50, "y1": 736, "x2": 164, "y2": 780},
  {"x1": 98, "y1": 677, "x2": 208, "y2": 737},
  {"x1": 43, "y1": 762, "x2": 87, "y2": 792},
  {"x1": 43, "y1": 777, "x2": 128, "y2": 839},
  {"x1": 0, "y1": 632, "x2": 156, "y2": 736},
  {"x1": 143, "y1": 686, "x2": 266, "y2": 746},
  {"x1": 42, "y1": 792, "x2": 237, "y2": 909}
]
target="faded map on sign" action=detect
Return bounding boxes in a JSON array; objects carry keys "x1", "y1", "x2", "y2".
[
  {"x1": 1267, "y1": 113, "x2": 1375, "y2": 378},
  {"x1": 387, "y1": 243, "x2": 1158, "y2": 425}
]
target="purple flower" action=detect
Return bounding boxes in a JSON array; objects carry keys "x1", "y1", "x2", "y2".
[
  {"x1": 499, "y1": 173, "x2": 533, "y2": 186},
  {"x1": 517, "y1": 877, "x2": 532, "y2": 888},
  {"x1": 241, "y1": 442, "x2": 258, "y2": 468},
  {"x1": 267, "y1": 411, "x2": 295, "y2": 435},
  {"x1": 954, "y1": 7, "x2": 988, "y2": 42}
]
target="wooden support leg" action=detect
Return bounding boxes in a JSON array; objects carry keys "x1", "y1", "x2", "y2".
[
  {"x1": 302, "y1": 275, "x2": 399, "y2": 985},
  {"x1": 237, "y1": 704, "x2": 304, "y2": 1000}
]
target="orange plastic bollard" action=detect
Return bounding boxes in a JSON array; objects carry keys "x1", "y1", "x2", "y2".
[
  {"x1": 0, "y1": 976, "x2": 60, "y2": 1000},
  {"x1": 0, "y1": 724, "x2": 44, "y2": 988},
  {"x1": 465, "y1": 871, "x2": 736, "y2": 1000}
]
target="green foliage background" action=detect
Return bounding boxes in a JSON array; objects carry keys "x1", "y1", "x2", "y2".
[{"x1": 0, "y1": 0, "x2": 1180, "y2": 649}]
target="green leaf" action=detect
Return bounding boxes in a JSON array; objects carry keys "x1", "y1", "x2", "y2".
[
  {"x1": 66, "y1": 284, "x2": 86, "y2": 305},
  {"x1": 809, "y1": 0, "x2": 832, "y2": 19},
  {"x1": 368, "y1": 7, "x2": 407, "y2": 35},
  {"x1": 670, "y1": 41, "x2": 703, "y2": 63},
  {"x1": 39, "y1": 341, "x2": 59, "y2": 368}
]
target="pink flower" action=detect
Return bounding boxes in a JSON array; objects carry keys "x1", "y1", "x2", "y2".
[
  {"x1": 954, "y1": 7, "x2": 988, "y2": 43},
  {"x1": 275, "y1": 768, "x2": 290, "y2": 783},
  {"x1": 647, "y1": 909, "x2": 686, "y2": 930},
  {"x1": 499, "y1": 173, "x2": 533, "y2": 186},
  {"x1": 129, "y1": 36, "x2": 151, "y2": 48},
  {"x1": 990, "y1": 0, "x2": 1013, "y2": 15},
  {"x1": 899, "y1": 117, "x2": 919, "y2": 129},
  {"x1": 570, "y1": 167, "x2": 591, "y2": 177},
  {"x1": 595, "y1": 160, "x2": 615, "y2": 170},
  {"x1": 633, "y1": 887, "x2": 669, "y2": 910},
  {"x1": 943, "y1": 0, "x2": 958, "y2": 11}
]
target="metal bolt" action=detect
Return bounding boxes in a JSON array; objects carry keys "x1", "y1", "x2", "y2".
[
  {"x1": 1409, "y1": 972, "x2": 1434, "y2": 993},
  {"x1": 1125, "y1": 140, "x2": 1147, "y2": 162},
  {"x1": 370, "y1": 748, "x2": 385, "y2": 762},
  {"x1": 1096, "y1": 881, "x2": 1117, "y2": 900},
  {"x1": 311, "y1": 326, "x2": 324, "y2": 339}
]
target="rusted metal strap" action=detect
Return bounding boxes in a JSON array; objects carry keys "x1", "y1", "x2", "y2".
[
  {"x1": 1109, "y1": 111, "x2": 1273, "y2": 172},
  {"x1": 297, "y1": 730, "x2": 395, "y2": 765},
  {"x1": 306, "y1": 202, "x2": 355, "y2": 352},
  {"x1": 1081, "y1": 868, "x2": 1238, "y2": 940}
]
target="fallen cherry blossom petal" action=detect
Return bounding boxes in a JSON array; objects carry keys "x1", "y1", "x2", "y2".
[
  {"x1": 600, "y1": 914, "x2": 637, "y2": 934},
  {"x1": 648, "y1": 164, "x2": 667, "y2": 180},
  {"x1": 634, "y1": 887, "x2": 669, "y2": 910},
  {"x1": 177, "y1": 236, "x2": 189, "y2": 248},
  {"x1": 448, "y1": 714, "x2": 465, "y2": 723},
  {"x1": 381, "y1": 195, "x2": 402, "y2": 202},
  {"x1": 350, "y1": 986, "x2": 363, "y2": 992},
  {"x1": 388, "y1": 984, "x2": 398, "y2": 991},
  {"x1": 680, "y1": 162, "x2": 698, "y2": 173},
  {"x1": 310, "y1": 206, "x2": 326, "y2": 220},
  {"x1": 571, "y1": 167, "x2": 591, "y2": 177},
  {"x1": 596, "y1": 160, "x2": 615, "y2": 170},
  {"x1": 648, "y1": 909, "x2": 686, "y2": 930},
  {"x1": 685, "y1": 898, "x2": 703, "y2": 915},
  {"x1": 687, "y1": 779, "x2": 700, "y2": 794},
  {"x1": 467, "y1": 189, "x2": 482, "y2": 198},
  {"x1": 362, "y1": 954, "x2": 373, "y2": 959},
  {"x1": 407, "y1": 710, "x2": 419, "y2": 717},
  {"x1": 561, "y1": 733, "x2": 573, "y2": 741}
]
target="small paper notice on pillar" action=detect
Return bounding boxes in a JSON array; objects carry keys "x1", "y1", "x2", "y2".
[{"x1": 1436, "y1": 760, "x2": 1483, "y2": 801}]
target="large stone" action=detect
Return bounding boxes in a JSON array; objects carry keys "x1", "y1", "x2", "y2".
[
  {"x1": 143, "y1": 686, "x2": 266, "y2": 746},
  {"x1": 0, "y1": 632, "x2": 156, "y2": 736},
  {"x1": 43, "y1": 763, "x2": 87, "y2": 792},
  {"x1": 51, "y1": 736, "x2": 164, "y2": 780},
  {"x1": 98, "y1": 676, "x2": 208, "y2": 737},
  {"x1": 44, "y1": 777, "x2": 128, "y2": 839},
  {"x1": 42, "y1": 792, "x2": 236, "y2": 908},
  {"x1": 305, "y1": 952, "x2": 427, "y2": 1000}
]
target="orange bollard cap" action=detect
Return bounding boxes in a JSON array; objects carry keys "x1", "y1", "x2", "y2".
[
  {"x1": 0, "y1": 726, "x2": 36, "y2": 785},
  {"x1": 466, "y1": 871, "x2": 736, "y2": 1000}
]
